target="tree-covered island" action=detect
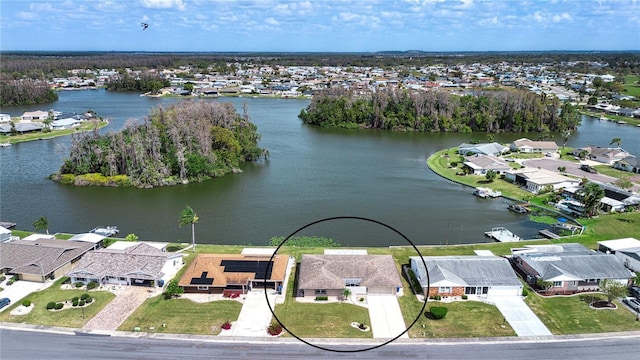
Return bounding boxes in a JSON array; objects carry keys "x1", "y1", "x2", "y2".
[
  {"x1": 51, "y1": 100, "x2": 267, "y2": 188},
  {"x1": 299, "y1": 87, "x2": 581, "y2": 134}
]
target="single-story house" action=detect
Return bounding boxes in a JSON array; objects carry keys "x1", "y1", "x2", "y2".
[
  {"x1": 410, "y1": 255, "x2": 523, "y2": 298},
  {"x1": 20, "y1": 110, "x2": 49, "y2": 122},
  {"x1": 598, "y1": 238, "x2": 640, "y2": 273},
  {"x1": 178, "y1": 253, "x2": 289, "y2": 294},
  {"x1": 50, "y1": 118, "x2": 81, "y2": 130},
  {"x1": 68, "y1": 233, "x2": 107, "y2": 249},
  {"x1": 573, "y1": 146, "x2": 630, "y2": 165},
  {"x1": 0, "y1": 122, "x2": 44, "y2": 134},
  {"x1": 504, "y1": 168, "x2": 580, "y2": 194},
  {"x1": 510, "y1": 138, "x2": 559, "y2": 154},
  {"x1": 0, "y1": 239, "x2": 93, "y2": 282},
  {"x1": 457, "y1": 142, "x2": 510, "y2": 156},
  {"x1": 0, "y1": 114, "x2": 11, "y2": 123},
  {"x1": 463, "y1": 154, "x2": 511, "y2": 175},
  {"x1": 613, "y1": 155, "x2": 639, "y2": 174},
  {"x1": 297, "y1": 254, "x2": 402, "y2": 298},
  {"x1": 67, "y1": 242, "x2": 183, "y2": 287},
  {"x1": 511, "y1": 243, "x2": 633, "y2": 295},
  {"x1": 0, "y1": 226, "x2": 11, "y2": 243}
]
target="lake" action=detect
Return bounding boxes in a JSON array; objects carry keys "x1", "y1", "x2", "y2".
[{"x1": 1, "y1": 89, "x2": 638, "y2": 246}]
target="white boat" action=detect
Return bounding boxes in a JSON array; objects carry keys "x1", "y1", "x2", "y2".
[
  {"x1": 599, "y1": 116, "x2": 608, "y2": 121},
  {"x1": 473, "y1": 187, "x2": 501, "y2": 198},
  {"x1": 0, "y1": 143, "x2": 11, "y2": 147},
  {"x1": 484, "y1": 227, "x2": 521, "y2": 242},
  {"x1": 90, "y1": 226, "x2": 119, "y2": 237}
]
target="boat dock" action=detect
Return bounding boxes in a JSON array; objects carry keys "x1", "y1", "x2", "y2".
[
  {"x1": 539, "y1": 229, "x2": 561, "y2": 239},
  {"x1": 485, "y1": 227, "x2": 522, "y2": 242},
  {"x1": 90, "y1": 226, "x2": 119, "y2": 237},
  {"x1": 473, "y1": 187, "x2": 502, "y2": 198}
]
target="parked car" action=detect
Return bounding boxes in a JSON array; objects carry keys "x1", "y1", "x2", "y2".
[
  {"x1": 623, "y1": 297, "x2": 640, "y2": 312},
  {"x1": 630, "y1": 286, "x2": 640, "y2": 300},
  {"x1": 580, "y1": 164, "x2": 597, "y2": 173},
  {"x1": 0, "y1": 297, "x2": 10, "y2": 309}
]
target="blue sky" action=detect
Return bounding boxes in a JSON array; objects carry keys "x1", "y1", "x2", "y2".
[{"x1": 1, "y1": 0, "x2": 639, "y2": 52}]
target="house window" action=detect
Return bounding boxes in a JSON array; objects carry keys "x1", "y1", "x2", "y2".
[
  {"x1": 315, "y1": 289, "x2": 327, "y2": 295},
  {"x1": 482, "y1": 287, "x2": 489, "y2": 294},
  {"x1": 464, "y1": 287, "x2": 476, "y2": 294},
  {"x1": 344, "y1": 278, "x2": 361, "y2": 287},
  {"x1": 552, "y1": 281, "x2": 562, "y2": 287},
  {"x1": 197, "y1": 286, "x2": 208, "y2": 291},
  {"x1": 439, "y1": 287, "x2": 451, "y2": 293},
  {"x1": 118, "y1": 277, "x2": 126, "y2": 281}
]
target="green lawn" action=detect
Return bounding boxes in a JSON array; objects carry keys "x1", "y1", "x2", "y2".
[
  {"x1": 398, "y1": 296, "x2": 516, "y2": 338},
  {"x1": 623, "y1": 75, "x2": 640, "y2": 97},
  {"x1": 0, "y1": 120, "x2": 109, "y2": 144},
  {"x1": 525, "y1": 292, "x2": 640, "y2": 334},
  {"x1": 119, "y1": 296, "x2": 242, "y2": 335},
  {"x1": 275, "y1": 301, "x2": 372, "y2": 338},
  {"x1": 0, "y1": 281, "x2": 115, "y2": 328}
]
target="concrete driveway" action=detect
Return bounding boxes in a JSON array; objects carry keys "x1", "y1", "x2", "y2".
[
  {"x1": 367, "y1": 295, "x2": 409, "y2": 339},
  {"x1": 0, "y1": 279, "x2": 53, "y2": 313},
  {"x1": 491, "y1": 296, "x2": 552, "y2": 337},
  {"x1": 219, "y1": 289, "x2": 276, "y2": 337}
]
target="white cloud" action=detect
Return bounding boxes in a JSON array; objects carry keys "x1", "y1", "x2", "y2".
[
  {"x1": 265, "y1": 17, "x2": 280, "y2": 26},
  {"x1": 552, "y1": 12, "x2": 573, "y2": 23},
  {"x1": 141, "y1": 0, "x2": 185, "y2": 11},
  {"x1": 339, "y1": 12, "x2": 360, "y2": 22},
  {"x1": 478, "y1": 16, "x2": 498, "y2": 26},
  {"x1": 17, "y1": 11, "x2": 39, "y2": 20}
]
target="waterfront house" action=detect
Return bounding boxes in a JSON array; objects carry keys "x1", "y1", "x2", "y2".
[
  {"x1": 613, "y1": 155, "x2": 639, "y2": 174},
  {"x1": 0, "y1": 114, "x2": 10, "y2": 123},
  {"x1": 0, "y1": 226, "x2": 11, "y2": 243},
  {"x1": 504, "y1": 168, "x2": 580, "y2": 194},
  {"x1": 510, "y1": 138, "x2": 559, "y2": 154},
  {"x1": 66, "y1": 242, "x2": 183, "y2": 287},
  {"x1": 410, "y1": 255, "x2": 523, "y2": 298},
  {"x1": 0, "y1": 239, "x2": 93, "y2": 282},
  {"x1": 463, "y1": 154, "x2": 511, "y2": 175},
  {"x1": 297, "y1": 254, "x2": 402, "y2": 298},
  {"x1": 20, "y1": 110, "x2": 49, "y2": 123},
  {"x1": 511, "y1": 243, "x2": 632, "y2": 295},
  {"x1": 457, "y1": 142, "x2": 510, "y2": 156},
  {"x1": 178, "y1": 253, "x2": 288, "y2": 294},
  {"x1": 572, "y1": 146, "x2": 630, "y2": 165}
]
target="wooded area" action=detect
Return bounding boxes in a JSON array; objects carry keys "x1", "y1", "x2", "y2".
[
  {"x1": 0, "y1": 79, "x2": 58, "y2": 106},
  {"x1": 55, "y1": 100, "x2": 266, "y2": 187},
  {"x1": 299, "y1": 87, "x2": 582, "y2": 133}
]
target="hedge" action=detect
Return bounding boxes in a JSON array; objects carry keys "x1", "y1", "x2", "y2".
[
  {"x1": 46, "y1": 302, "x2": 56, "y2": 310},
  {"x1": 315, "y1": 296, "x2": 328, "y2": 301},
  {"x1": 429, "y1": 306, "x2": 448, "y2": 320}
]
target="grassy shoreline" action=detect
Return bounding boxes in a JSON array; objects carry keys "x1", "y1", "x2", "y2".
[{"x1": 0, "y1": 120, "x2": 109, "y2": 145}]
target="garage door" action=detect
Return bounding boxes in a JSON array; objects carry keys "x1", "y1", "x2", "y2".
[{"x1": 368, "y1": 287, "x2": 393, "y2": 295}]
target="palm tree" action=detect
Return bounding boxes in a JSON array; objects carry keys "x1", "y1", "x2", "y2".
[
  {"x1": 178, "y1": 205, "x2": 199, "y2": 253},
  {"x1": 609, "y1": 137, "x2": 622, "y2": 148},
  {"x1": 577, "y1": 183, "x2": 605, "y2": 217},
  {"x1": 33, "y1": 216, "x2": 49, "y2": 235}
]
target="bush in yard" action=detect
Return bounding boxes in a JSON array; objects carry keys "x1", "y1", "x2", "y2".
[
  {"x1": 429, "y1": 306, "x2": 448, "y2": 320},
  {"x1": 429, "y1": 294, "x2": 441, "y2": 300},
  {"x1": 0, "y1": 275, "x2": 6, "y2": 282},
  {"x1": 22, "y1": 299, "x2": 32, "y2": 307},
  {"x1": 79, "y1": 300, "x2": 85, "y2": 306},
  {"x1": 55, "y1": 303, "x2": 64, "y2": 310},
  {"x1": 46, "y1": 302, "x2": 56, "y2": 310},
  {"x1": 267, "y1": 322, "x2": 283, "y2": 336},
  {"x1": 72, "y1": 299, "x2": 79, "y2": 307},
  {"x1": 87, "y1": 281, "x2": 99, "y2": 290},
  {"x1": 315, "y1": 296, "x2": 328, "y2": 301},
  {"x1": 221, "y1": 321, "x2": 231, "y2": 330},
  {"x1": 85, "y1": 296, "x2": 93, "y2": 304},
  {"x1": 81, "y1": 293, "x2": 90, "y2": 300},
  {"x1": 164, "y1": 280, "x2": 184, "y2": 299},
  {"x1": 75, "y1": 281, "x2": 84, "y2": 288},
  {"x1": 522, "y1": 288, "x2": 529, "y2": 297},
  {"x1": 461, "y1": 294, "x2": 468, "y2": 300}
]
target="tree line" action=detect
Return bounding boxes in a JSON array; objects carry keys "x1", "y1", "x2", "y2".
[
  {"x1": 299, "y1": 87, "x2": 582, "y2": 134},
  {"x1": 0, "y1": 79, "x2": 58, "y2": 106},
  {"x1": 105, "y1": 73, "x2": 171, "y2": 93},
  {"x1": 54, "y1": 100, "x2": 267, "y2": 187}
]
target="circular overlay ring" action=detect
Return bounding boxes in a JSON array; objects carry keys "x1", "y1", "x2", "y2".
[{"x1": 264, "y1": 216, "x2": 429, "y2": 353}]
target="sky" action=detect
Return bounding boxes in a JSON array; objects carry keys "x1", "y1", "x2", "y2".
[{"x1": 1, "y1": 0, "x2": 639, "y2": 52}]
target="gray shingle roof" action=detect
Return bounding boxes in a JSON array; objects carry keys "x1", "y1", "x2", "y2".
[
  {"x1": 298, "y1": 254, "x2": 401, "y2": 290},
  {"x1": 66, "y1": 242, "x2": 169, "y2": 280},
  {"x1": 519, "y1": 253, "x2": 632, "y2": 281},
  {"x1": 410, "y1": 256, "x2": 521, "y2": 288},
  {"x1": 0, "y1": 239, "x2": 93, "y2": 277}
]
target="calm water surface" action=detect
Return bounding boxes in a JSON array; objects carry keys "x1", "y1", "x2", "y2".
[{"x1": 1, "y1": 89, "x2": 639, "y2": 246}]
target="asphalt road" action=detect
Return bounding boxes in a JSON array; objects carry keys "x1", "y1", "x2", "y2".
[{"x1": 2, "y1": 328, "x2": 640, "y2": 360}]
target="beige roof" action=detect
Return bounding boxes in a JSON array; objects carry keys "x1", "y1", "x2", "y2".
[
  {"x1": 298, "y1": 254, "x2": 401, "y2": 290},
  {"x1": 513, "y1": 138, "x2": 559, "y2": 150},
  {"x1": 178, "y1": 254, "x2": 288, "y2": 287},
  {"x1": 0, "y1": 239, "x2": 93, "y2": 277}
]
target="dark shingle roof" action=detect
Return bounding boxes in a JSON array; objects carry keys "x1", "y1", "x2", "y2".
[{"x1": 0, "y1": 239, "x2": 93, "y2": 277}]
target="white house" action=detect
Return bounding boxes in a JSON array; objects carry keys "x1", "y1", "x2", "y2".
[
  {"x1": 510, "y1": 138, "x2": 559, "y2": 154},
  {"x1": 410, "y1": 255, "x2": 523, "y2": 298},
  {"x1": 20, "y1": 110, "x2": 49, "y2": 123},
  {"x1": 0, "y1": 226, "x2": 11, "y2": 243},
  {"x1": 505, "y1": 168, "x2": 580, "y2": 194},
  {"x1": 598, "y1": 238, "x2": 640, "y2": 273},
  {"x1": 463, "y1": 154, "x2": 511, "y2": 175},
  {"x1": 0, "y1": 114, "x2": 11, "y2": 124},
  {"x1": 458, "y1": 142, "x2": 509, "y2": 156}
]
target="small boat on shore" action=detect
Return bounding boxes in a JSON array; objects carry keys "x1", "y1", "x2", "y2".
[
  {"x1": 599, "y1": 116, "x2": 608, "y2": 122},
  {"x1": 507, "y1": 204, "x2": 530, "y2": 213},
  {"x1": 0, "y1": 143, "x2": 11, "y2": 147},
  {"x1": 473, "y1": 187, "x2": 501, "y2": 198},
  {"x1": 90, "y1": 226, "x2": 119, "y2": 237}
]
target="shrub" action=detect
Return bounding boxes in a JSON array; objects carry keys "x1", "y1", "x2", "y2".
[
  {"x1": 429, "y1": 295, "x2": 442, "y2": 300},
  {"x1": 221, "y1": 321, "x2": 231, "y2": 330},
  {"x1": 0, "y1": 275, "x2": 6, "y2": 282},
  {"x1": 81, "y1": 293, "x2": 90, "y2": 300},
  {"x1": 87, "y1": 281, "x2": 99, "y2": 290},
  {"x1": 315, "y1": 296, "x2": 328, "y2": 301},
  {"x1": 522, "y1": 288, "x2": 529, "y2": 297},
  {"x1": 84, "y1": 296, "x2": 93, "y2": 304},
  {"x1": 75, "y1": 282, "x2": 84, "y2": 288},
  {"x1": 72, "y1": 299, "x2": 79, "y2": 307},
  {"x1": 7, "y1": 279, "x2": 15, "y2": 285},
  {"x1": 46, "y1": 302, "x2": 56, "y2": 310},
  {"x1": 79, "y1": 300, "x2": 85, "y2": 306},
  {"x1": 429, "y1": 306, "x2": 448, "y2": 320},
  {"x1": 72, "y1": 296, "x2": 79, "y2": 302},
  {"x1": 22, "y1": 299, "x2": 32, "y2": 307},
  {"x1": 267, "y1": 322, "x2": 283, "y2": 336},
  {"x1": 359, "y1": 297, "x2": 365, "y2": 302},
  {"x1": 461, "y1": 294, "x2": 468, "y2": 300},
  {"x1": 55, "y1": 303, "x2": 64, "y2": 310}
]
